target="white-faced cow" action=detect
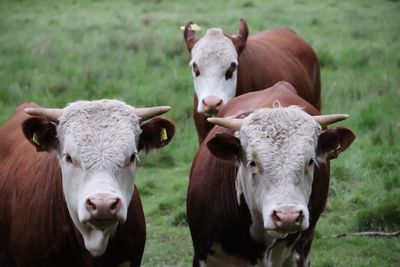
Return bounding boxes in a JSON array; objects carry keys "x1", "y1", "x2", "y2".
[
  {"x1": 187, "y1": 81, "x2": 355, "y2": 266},
  {"x1": 0, "y1": 100, "x2": 175, "y2": 266},
  {"x1": 184, "y1": 19, "x2": 321, "y2": 143}
]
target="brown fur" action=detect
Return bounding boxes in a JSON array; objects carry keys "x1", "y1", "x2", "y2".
[
  {"x1": 0, "y1": 103, "x2": 148, "y2": 267},
  {"x1": 185, "y1": 19, "x2": 321, "y2": 143},
  {"x1": 187, "y1": 82, "x2": 355, "y2": 266}
]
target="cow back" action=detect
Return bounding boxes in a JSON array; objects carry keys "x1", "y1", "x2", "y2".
[{"x1": 237, "y1": 28, "x2": 321, "y2": 110}]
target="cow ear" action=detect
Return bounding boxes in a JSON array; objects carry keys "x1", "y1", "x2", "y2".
[
  {"x1": 22, "y1": 117, "x2": 58, "y2": 152},
  {"x1": 183, "y1": 21, "x2": 197, "y2": 52},
  {"x1": 317, "y1": 126, "x2": 356, "y2": 160},
  {"x1": 230, "y1": 18, "x2": 249, "y2": 54},
  {"x1": 207, "y1": 132, "x2": 241, "y2": 161},
  {"x1": 139, "y1": 117, "x2": 175, "y2": 152}
]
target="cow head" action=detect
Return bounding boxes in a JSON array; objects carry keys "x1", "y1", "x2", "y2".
[
  {"x1": 184, "y1": 19, "x2": 248, "y2": 116},
  {"x1": 207, "y1": 106, "x2": 355, "y2": 241},
  {"x1": 22, "y1": 100, "x2": 175, "y2": 256}
]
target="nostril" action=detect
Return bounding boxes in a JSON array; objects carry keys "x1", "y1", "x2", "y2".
[
  {"x1": 202, "y1": 99, "x2": 208, "y2": 107},
  {"x1": 272, "y1": 210, "x2": 281, "y2": 222},
  {"x1": 86, "y1": 198, "x2": 97, "y2": 212},
  {"x1": 216, "y1": 99, "x2": 223, "y2": 107},
  {"x1": 295, "y1": 210, "x2": 304, "y2": 224},
  {"x1": 110, "y1": 198, "x2": 121, "y2": 214}
]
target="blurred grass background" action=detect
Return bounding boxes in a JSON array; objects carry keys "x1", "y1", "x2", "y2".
[{"x1": 0, "y1": 0, "x2": 399, "y2": 266}]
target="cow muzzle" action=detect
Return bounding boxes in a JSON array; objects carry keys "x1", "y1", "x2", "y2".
[
  {"x1": 84, "y1": 193, "x2": 123, "y2": 229},
  {"x1": 267, "y1": 205, "x2": 309, "y2": 233},
  {"x1": 202, "y1": 95, "x2": 224, "y2": 116}
]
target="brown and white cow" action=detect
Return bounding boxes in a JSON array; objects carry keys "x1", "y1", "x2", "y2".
[
  {"x1": 184, "y1": 19, "x2": 321, "y2": 143},
  {"x1": 0, "y1": 100, "x2": 175, "y2": 266},
  {"x1": 187, "y1": 81, "x2": 355, "y2": 266}
]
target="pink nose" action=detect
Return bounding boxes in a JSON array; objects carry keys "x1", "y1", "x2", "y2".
[
  {"x1": 86, "y1": 194, "x2": 122, "y2": 222},
  {"x1": 202, "y1": 96, "x2": 223, "y2": 115},
  {"x1": 271, "y1": 206, "x2": 304, "y2": 232}
]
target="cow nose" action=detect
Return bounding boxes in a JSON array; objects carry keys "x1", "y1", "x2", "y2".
[
  {"x1": 86, "y1": 194, "x2": 122, "y2": 220},
  {"x1": 202, "y1": 96, "x2": 223, "y2": 115},
  {"x1": 271, "y1": 206, "x2": 304, "y2": 232}
]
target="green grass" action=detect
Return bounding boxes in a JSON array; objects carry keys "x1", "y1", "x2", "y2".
[{"x1": 0, "y1": 0, "x2": 399, "y2": 266}]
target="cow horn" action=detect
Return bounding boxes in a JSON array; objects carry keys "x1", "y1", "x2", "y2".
[
  {"x1": 24, "y1": 108, "x2": 64, "y2": 122},
  {"x1": 133, "y1": 106, "x2": 171, "y2": 122},
  {"x1": 313, "y1": 114, "x2": 349, "y2": 127},
  {"x1": 207, "y1": 117, "x2": 243, "y2": 131}
]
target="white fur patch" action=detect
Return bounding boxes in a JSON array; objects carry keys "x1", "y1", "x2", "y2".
[
  {"x1": 55, "y1": 99, "x2": 142, "y2": 255},
  {"x1": 190, "y1": 28, "x2": 238, "y2": 113},
  {"x1": 235, "y1": 107, "x2": 322, "y2": 243}
]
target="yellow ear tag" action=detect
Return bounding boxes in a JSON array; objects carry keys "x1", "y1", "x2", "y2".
[
  {"x1": 180, "y1": 23, "x2": 201, "y2": 31},
  {"x1": 160, "y1": 128, "x2": 168, "y2": 142},
  {"x1": 32, "y1": 132, "x2": 40, "y2": 146}
]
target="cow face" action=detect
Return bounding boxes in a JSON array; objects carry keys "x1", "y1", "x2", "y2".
[
  {"x1": 184, "y1": 19, "x2": 248, "y2": 116},
  {"x1": 22, "y1": 100, "x2": 175, "y2": 256},
  {"x1": 207, "y1": 106, "x2": 355, "y2": 241}
]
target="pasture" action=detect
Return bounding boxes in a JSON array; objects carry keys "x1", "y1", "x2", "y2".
[{"x1": 0, "y1": 0, "x2": 399, "y2": 266}]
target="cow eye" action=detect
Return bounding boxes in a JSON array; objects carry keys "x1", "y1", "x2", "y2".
[
  {"x1": 130, "y1": 153, "x2": 138, "y2": 163},
  {"x1": 308, "y1": 158, "x2": 318, "y2": 167},
  {"x1": 192, "y1": 62, "x2": 200, "y2": 77},
  {"x1": 248, "y1": 160, "x2": 260, "y2": 175},
  {"x1": 225, "y1": 62, "x2": 237, "y2": 80},
  {"x1": 64, "y1": 154, "x2": 73, "y2": 164}
]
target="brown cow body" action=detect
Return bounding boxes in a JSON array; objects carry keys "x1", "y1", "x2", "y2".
[
  {"x1": 187, "y1": 82, "x2": 354, "y2": 266},
  {"x1": 0, "y1": 103, "x2": 146, "y2": 267},
  {"x1": 185, "y1": 20, "x2": 321, "y2": 143}
]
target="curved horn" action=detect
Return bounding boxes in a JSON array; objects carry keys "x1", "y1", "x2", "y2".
[
  {"x1": 24, "y1": 108, "x2": 63, "y2": 122},
  {"x1": 184, "y1": 21, "x2": 197, "y2": 52},
  {"x1": 207, "y1": 117, "x2": 243, "y2": 131},
  {"x1": 313, "y1": 114, "x2": 349, "y2": 127},
  {"x1": 133, "y1": 106, "x2": 171, "y2": 122}
]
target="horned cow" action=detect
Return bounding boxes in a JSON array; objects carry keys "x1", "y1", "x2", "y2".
[
  {"x1": 187, "y1": 82, "x2": 355, "y2": 266},
  {"x1": 184, "y1": 19, "x2": 321, "y2": 143},
  {"x1": 0, "y1": 100, "x2": 175, "y2": 266}
]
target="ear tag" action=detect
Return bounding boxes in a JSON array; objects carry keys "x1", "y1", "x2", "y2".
[
  {"x1": 180, "y1": 23, "x2": 201, "y2": 31},
  {"x1": 32, "y1": 132, "x2": 40, "y2": 146},
  {"x1": 160, "y1": 128, "x2": 168, "y2": 142}
]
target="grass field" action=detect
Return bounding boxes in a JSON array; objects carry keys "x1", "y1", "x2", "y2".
[{"x1": 1, "y1": 0, "x2": 399, "y2": 266}]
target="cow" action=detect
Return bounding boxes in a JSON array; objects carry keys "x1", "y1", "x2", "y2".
[
  {"x1": 0, "y1": 99, "x2": 175, "y2": 267},
  {"x1": 187, "y1": 81, "x2": 355, "y2": 266},
  {"x1": 184, "y1": 18, "x2": 321, "y2": 143}
]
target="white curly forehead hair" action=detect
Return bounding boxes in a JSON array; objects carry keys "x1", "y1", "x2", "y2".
[
  {"x1": 238, "y1": 106, "x2": 322, "y2": 158},
  {"x1": 57, "y1": 99, "x2": 142, "y2": 171},
  {"x1": 191, "y1": 28, "x2": 238, "y2": 67}
]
